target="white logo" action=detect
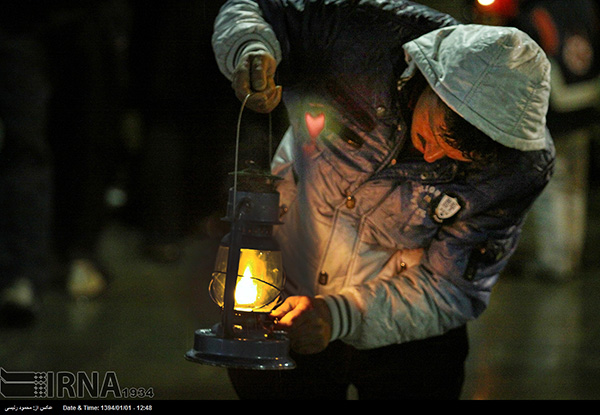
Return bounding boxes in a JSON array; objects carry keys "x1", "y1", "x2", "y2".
[{"x1": 433, "y1": 194, "x2": 462, "y2": 223}]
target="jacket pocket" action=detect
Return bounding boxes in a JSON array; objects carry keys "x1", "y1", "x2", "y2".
[{"x1": 359, "y1": 182, "x2": 440, "y2": 250}]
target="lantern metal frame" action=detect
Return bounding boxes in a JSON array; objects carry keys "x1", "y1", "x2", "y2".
[
  {"x1": 186, "y1": 93, "x2": 295, "y2": 370},
  {"x1": 185, "y1": 167, "x2": 296, "y2": 371}
]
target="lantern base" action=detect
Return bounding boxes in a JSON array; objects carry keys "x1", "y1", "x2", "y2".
[{"x1": 185, "y1": 324, "x2": 296, "y2": 370}]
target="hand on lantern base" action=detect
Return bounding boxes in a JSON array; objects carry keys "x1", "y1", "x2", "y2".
[{"x1": 271, "y1": 296, "x2": 332, "y2": 355}]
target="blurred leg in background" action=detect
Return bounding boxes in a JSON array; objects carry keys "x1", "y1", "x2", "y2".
[
  {"x1": 0, "y1": 32, "x2": 52, "y2": 327},
  {"x1": 467, "y1": 0, "x2": 600, "y2": 282},
  {"x1": 44, "y1": 1, "x2": 132, "y2": 298}
]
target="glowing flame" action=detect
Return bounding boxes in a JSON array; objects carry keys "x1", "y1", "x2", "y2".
[
  {"x1": 478, "y1": 0, "x2": 496, "y2": 6},
  {"x1": 235, "y1": 266, "x2": 258, "y2": 307}
]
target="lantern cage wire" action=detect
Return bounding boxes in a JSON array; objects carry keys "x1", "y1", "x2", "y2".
[{"x1": 208, "y1": 270, "x2": 284, "y2": 313}]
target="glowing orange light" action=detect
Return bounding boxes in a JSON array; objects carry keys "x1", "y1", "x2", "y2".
[
  {"x1": 235, "y1": 266, "x2": 258, "y2": 308},
  {"x1": 210, "y1": 247, "x2": 284, "y2": 313}
]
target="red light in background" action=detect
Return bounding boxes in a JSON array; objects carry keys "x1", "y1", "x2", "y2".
[{"x1": 475, "y1": 0, "x2": 518, "y2": 19}]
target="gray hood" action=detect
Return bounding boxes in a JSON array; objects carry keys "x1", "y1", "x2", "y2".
[{"x1": 403, "y1": 24, "x2": 551, "y2": 151}]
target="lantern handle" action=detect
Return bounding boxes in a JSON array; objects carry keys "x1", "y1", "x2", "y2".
[
  {"x1": 232, "y1": 94, "x2": 274, "y2": 217},
  {"x1": 231, "y1": 94, "x2": 251, "y2": 217}
]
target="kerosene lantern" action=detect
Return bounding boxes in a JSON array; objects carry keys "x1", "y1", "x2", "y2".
[{"x1": 185, "y1": 164, "x2": 296, "y2": 370}]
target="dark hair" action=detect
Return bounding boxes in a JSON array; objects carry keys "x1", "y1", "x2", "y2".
[
  {"x1": 440, "y1": 107, "x2": 510, "y2": 164},
  {"x1": 404, "y1": 71, "x2": 511, "y2": 164}
]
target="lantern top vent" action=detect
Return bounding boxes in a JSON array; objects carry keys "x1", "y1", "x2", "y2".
[{"x1": 229, "y1": 161, "x2": 282, "y2": 193}]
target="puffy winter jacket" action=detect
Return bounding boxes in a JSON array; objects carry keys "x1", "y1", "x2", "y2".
[{"x1": 212, "y1": 0, "x2": 555, "y2": 349}]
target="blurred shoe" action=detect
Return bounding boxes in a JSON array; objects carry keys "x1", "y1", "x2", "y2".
[
  {"x1": 67, "y1": 259, "x2": 107, "y2": 299},
  {"x1": 0, "y1": 278, "x2": 37, "y2": 328}
]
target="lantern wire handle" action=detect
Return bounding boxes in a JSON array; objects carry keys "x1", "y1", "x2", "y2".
[
  {"x1": 232, "y1": 93, "x2": 275, "y2": 215},
  {"x1": 232, "y1": 94, "x2": 251, "y2": 218}
]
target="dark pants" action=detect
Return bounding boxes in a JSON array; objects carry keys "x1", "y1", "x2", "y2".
[{"x1": 228, "y1": 325, "x2": 469, "y2": 400}]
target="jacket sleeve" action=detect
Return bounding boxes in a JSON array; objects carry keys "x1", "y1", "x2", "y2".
[
  {"x1": 212, "y1": 0, "x2": 458, "y2": 81},
  {"x1": 212, "y1": 0, "x2": 283, "y2": 80}
]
